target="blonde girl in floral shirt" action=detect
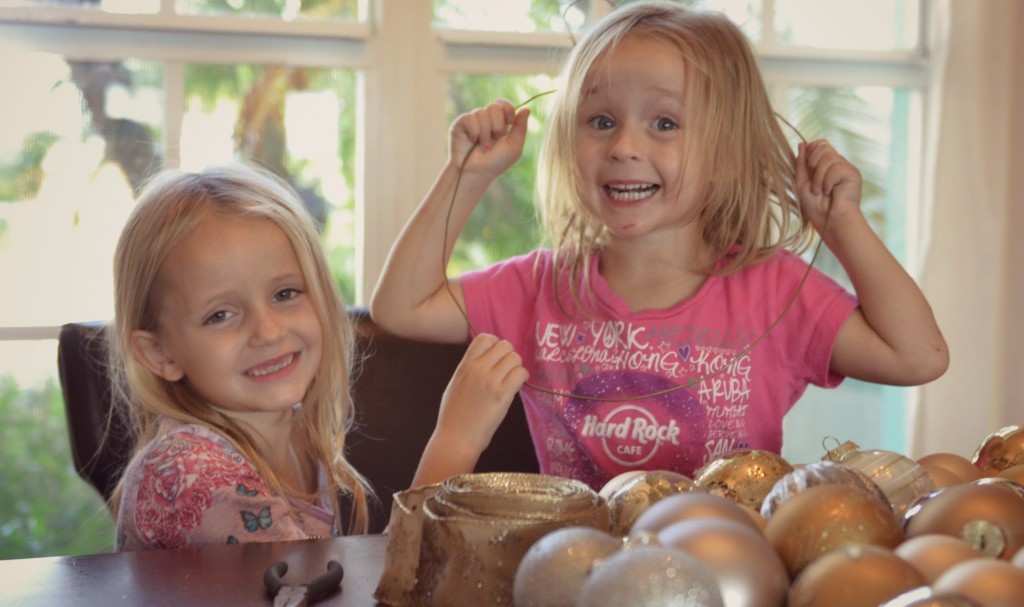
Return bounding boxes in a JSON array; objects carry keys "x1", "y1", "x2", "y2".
[
  {"x1": 109, "y1": 163, "x2": 371, "y2": 549},
  {"x1": 111, "y1": 163, "x2": 525, "y2": 549}
]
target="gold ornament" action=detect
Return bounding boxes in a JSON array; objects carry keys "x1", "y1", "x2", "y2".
[
  {"x1": 903, "y1": 481, "x2": 1024, "y2": 560},
  {"x1": 824, "y1": 441, "x2": 936, "y2": 518},
  {"x1": 880, "y1": 590, "x2": 986, "y2": 607},
  {"x1": 764, "y1": 483, "x2": 903, "y2": 578},
  {"x1": 894, "y1": 534, "x2": 984, "y2": 584},
  {"x1": 919, "y1": 463, "x2": 965, "y2": 489},
  {"x1": 693, "y1": 449, "x2": 793, "y2": 512},
  {"x1": 630, "y1": 491, "x2": 763, "y2": 537},
  {"x1": 933, "y1": 558, "x2": 1024, "y2": 606},
  {"x1": 598, "y1": 470, "x2": 695, "y2": 536},
  {"x1": 760, "y1": 460, "x2": 889, "y2": 520},
  {"x1": 658, "y1": 517, "x2": 788, "y2": 607},
  {"x1": 997, "y1": 464, "x2": 1024, "y2": 485},
  {"x1": 576, "y1": 545, "x2": 724, "y2": 607},
  {"x1": 917, "y1": 452, "x2": 983, "y2": 484},
  {"x1": 972, "y1": 425, "x2": 1024, "y2": 476},
  {"x1": 512, "y1": 526, "x2": 623, "y2": 607},
  {"x1": 788, "y1": 544, "x2": 925, "y2": 607},
  {"x1": 974, "y1": 476, "x2": 1024, "y2": 500}
]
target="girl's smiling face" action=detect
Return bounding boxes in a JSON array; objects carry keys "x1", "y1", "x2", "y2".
[
  {"x1": 131, "y1": 212, "x2": 323, "y2": 425},
  {"x1": 575, "y1": 34, "x2": 708, "y2": 245}
]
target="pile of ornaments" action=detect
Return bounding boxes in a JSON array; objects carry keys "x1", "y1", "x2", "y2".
[{"x1": 512, "y1": 425, "x2": 1024, "y2": 607}]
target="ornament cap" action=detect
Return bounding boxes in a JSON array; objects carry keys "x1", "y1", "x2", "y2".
[{"x1": 822, "y1": 437, "x2": 860, "y2": 462}]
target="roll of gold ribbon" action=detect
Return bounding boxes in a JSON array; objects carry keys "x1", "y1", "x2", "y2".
[{"x1": 375, "y1": 472, "x2": 611, "y2": 607}]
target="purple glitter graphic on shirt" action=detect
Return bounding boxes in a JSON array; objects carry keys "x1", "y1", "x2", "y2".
[{"x1": 560, "y1": 371, "x2": 706, "y2": 489}]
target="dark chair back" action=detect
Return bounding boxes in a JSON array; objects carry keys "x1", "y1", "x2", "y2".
[
  {"x1": 57, "y1": 321, "x2": 133, "y2": 507},
  {"x1": 57, "y1": 308, "x2": 538, "y2": 533}
]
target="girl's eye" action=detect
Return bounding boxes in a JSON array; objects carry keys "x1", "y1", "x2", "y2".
[
  {"x1": 274, "y1": 288, "x2": 301, "y2": 302},
  {"x1": 204, "y1": 310, "x2": 231, "y2": 325},
  {"x1": 588, "y1": 115, "x2": 615, "y2": 130},
  {"x1": 655, "y1": 117, "x2": 678, "y2": 131}
]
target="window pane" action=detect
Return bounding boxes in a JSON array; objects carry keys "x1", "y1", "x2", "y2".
[
  {"x1": 181, "y1": 64, "x2": 358, "y2": 303},
  {"x1": 783, "y1": 85, "x2": 910, "y2": 287},
  {"x1": 775, "y1": 0, "x2": 920, "y2": 51},
  {"x1": 0, "y1": 54, "x2": 358, "y2": 329},
  {"x1": 446, "y1": 73, "x2": 555, "y2": 273},
  {"x1": 777, "y1": 84, "x2": 918, "y2": 461},
  {"x1": 175, "y1": 0, "x2": 362, "y2": 21},
  {"x1": 0, "y1": 52, "x2": 163, "y2": 327},
  {"x1": 613, "y1": 0, "x2": 761, "y2": 42},
  {"x1": 0, "y1": 340, "x2": 115, "y2": 559},
  {"x1": 433, "y1": 0, "x2": 590, "y2": 33},
  {"x1": 0, "y1": 0, "x2": 159, "y2": 13}
]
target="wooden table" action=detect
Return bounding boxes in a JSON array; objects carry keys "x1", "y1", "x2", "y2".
[{"x1": 0, "y1": 534, "x2": 389, "y2": 606}]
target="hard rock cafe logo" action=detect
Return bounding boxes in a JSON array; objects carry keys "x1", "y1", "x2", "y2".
[{"x1": 579, "y1": 404, "x2": 681, "y2": 467}]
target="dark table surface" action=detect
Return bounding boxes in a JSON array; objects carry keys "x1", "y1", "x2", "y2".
[{"x1": 0, "y1": 534, "x2": 388, "y2": 606}]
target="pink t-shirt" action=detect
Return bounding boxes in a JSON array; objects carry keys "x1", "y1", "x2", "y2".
[
  {"x1": 116, "y1": 418, "x2": 335, "y2": 550},
  {"x1": 460, "y1": 249, "x2": 857, "y2": 489}
]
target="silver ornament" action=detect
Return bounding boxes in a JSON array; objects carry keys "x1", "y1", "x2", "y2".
[
  {"x1": 576, "y1": 545, "x2": 724, "y2": 607},
  {"x1": 512, "y1": 526, "x2": 622, "y2": 607}
]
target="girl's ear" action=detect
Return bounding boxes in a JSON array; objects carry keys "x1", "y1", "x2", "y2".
[{"x1": 129, "y1": 330, "x2": 185, "y2": 382}]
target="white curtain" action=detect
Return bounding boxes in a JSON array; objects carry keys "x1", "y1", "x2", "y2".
[{"x1": 912, "y1": 0, "x2": 1024, "y2": 457}]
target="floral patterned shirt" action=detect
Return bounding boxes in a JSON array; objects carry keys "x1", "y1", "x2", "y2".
[{"x1": 116, "y1": 418, "x2": 336, "y2": 550}]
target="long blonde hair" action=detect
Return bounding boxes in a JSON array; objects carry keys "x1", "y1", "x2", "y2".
[
  {"x1": 109, "y1": 163, "x2": 370, "y2": 534},
  {"x1": 538, "y1": 1, "x2": 812, "y2": 306}
]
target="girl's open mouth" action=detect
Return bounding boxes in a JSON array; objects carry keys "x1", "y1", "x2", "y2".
[
  {"x1": 246, "y1": 353, "x2": 297, "y2": 377},
  {"x1": 605, "y1": 183, "x2": 660, "y2": 202}
]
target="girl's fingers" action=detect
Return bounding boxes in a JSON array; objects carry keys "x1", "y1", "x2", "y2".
[
  {"x1": 466, "y1": 333, "x2": 527, "y2": 390},
  {"x1": 476, "y1": 101, "x2": 515, "y2": 149}
]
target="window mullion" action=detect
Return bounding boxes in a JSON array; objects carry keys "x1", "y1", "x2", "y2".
[
  {"x1": 163, "y1": 60, "x2": 184, "y2": 170},
  {"x1": 358, "y1": 0, "x2": 443, "y2": 303}
]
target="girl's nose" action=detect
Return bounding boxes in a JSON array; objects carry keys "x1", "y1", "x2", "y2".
[
  {"x1": 249, "y1": 306, "x2": 286, "y2": 346},
  {"x1": 609, "y1": 126, "x2": 643, "y2": 161}
]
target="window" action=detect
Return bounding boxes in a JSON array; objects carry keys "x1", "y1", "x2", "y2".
[{"x1": 0, "y1": 0, "x2": 930, "y2": 557}]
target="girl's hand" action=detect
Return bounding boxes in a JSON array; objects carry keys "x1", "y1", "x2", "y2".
[
  {"x1": 796, "y1": 139, "x2": 864, "y2": 235},
  {"x1": 435, "y1": 333, "x2": 529, "y2": 457},
  {"x1": 411, "y1": 334, "x2": 528, "y2": 488},
  {"x1": 449, "y1": 100, "x2": 531, "y2": 179}
]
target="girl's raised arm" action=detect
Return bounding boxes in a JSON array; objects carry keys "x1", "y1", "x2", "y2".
[
  {"x1": 796, "y1": 140, "x2": 948, "y2": 385},
  {"x1": 370, "y1": 101, "x2": 530, "y2": 343}
]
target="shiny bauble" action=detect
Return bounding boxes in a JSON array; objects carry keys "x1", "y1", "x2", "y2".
[
  {"x1": 760, "y1": 460, "x2": 889, "y2": 520},
  {"x1": 973, "y1": 476, "x2": 1024, "y2": 500},
  {"x1": 1013, "y1": 545, "x2": 1024, "y2": 568},
  {"x1": 920, "y1": 463, "x2": 965, "y2": 489},
  {"x1": 630, "y1": 491, "x2": 763, "y2": 537},
  {"x1": 576, "y1": 545, "x2": 724, "y2": 607},
  {"x1": 997, "y1": 464, "x2": 1024, "y2": 485},
  {"x1": 764, "y1": 483, "x2": 903, "y2": 577},
  {"x1": 903, "y1": 481, "x2": 1024, "y2": 559},
  {"x1": 972, "y1": 425, "x2": 1024, "y2": 476},
  {"x1": 598, "y1": 470, "x2": 696, "y2": 536},
  {"x1": 512, "y1": 526, "x2": 623, "y2": 607},
  {"x1": 825, "y1": 446, "x2": 936, "y2": 518},
  {"x1": 933, "y1": 557, "x2": 1024, "y2": 607},
  {"x1": 787, "y1": 544, "x2": 925, "y2": 607},
  {"x1": 894, "y1": 534, "x2": 983, "y2": 584},
  {"x1": 880, "y1": 589, "x2": 982, "y2": 607},
  {"x1": 658, "y1": 518, "x2": 788, "y2": 607},
  {"x1": 598, "y1": 470, "x2": 646, "y2": 496},
  {"x1": 692, "y1": 449, "x2": 793, "y2": 512},
  {"x1": 917, "y1": 453, "x2": 983, "y2": 484}
]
